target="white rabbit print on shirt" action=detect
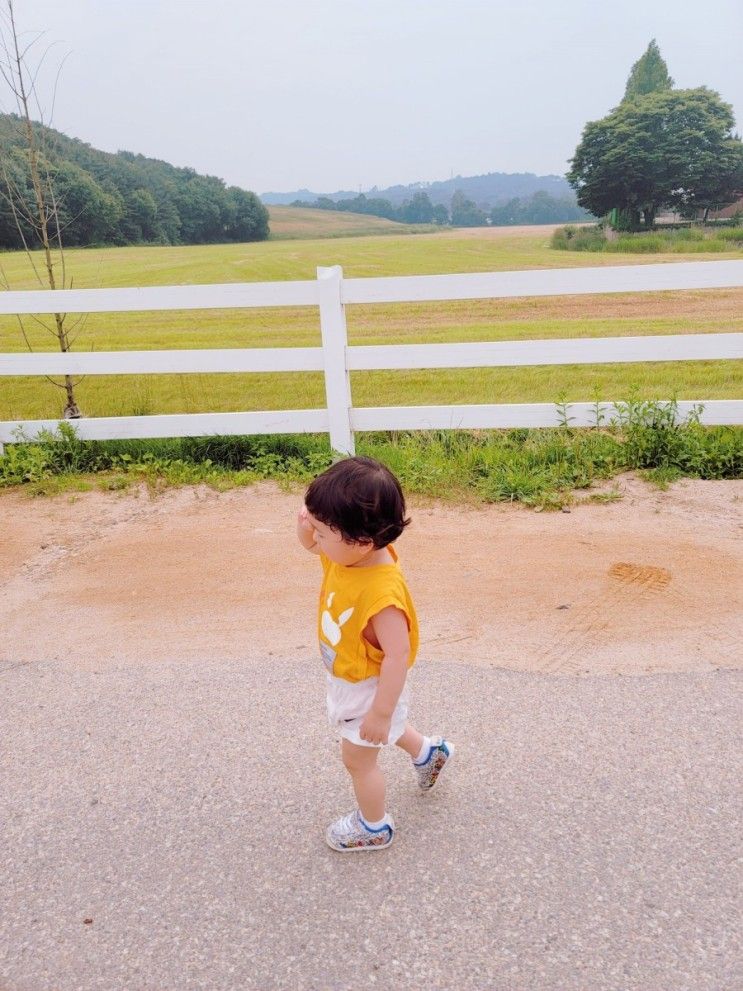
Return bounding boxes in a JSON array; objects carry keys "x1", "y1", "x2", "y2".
[{"x1": 320, "y1": 592, "x2": 354, "y2": 671}]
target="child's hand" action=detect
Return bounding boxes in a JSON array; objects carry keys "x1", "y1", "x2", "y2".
[
  {"x1": 297, "y1": 505, "x2": 313, "y2": 532},
  {"x1": 359, "y1": 710, "x2": 392, "y2": 746}
]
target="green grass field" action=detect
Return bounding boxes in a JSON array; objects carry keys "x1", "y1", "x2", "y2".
[
  {"x1": 267, "y1": 205, "x2": 437, "y2": 239},
  {"x1": 1, "y1": 224, "x2": 741, "y2": 421}
]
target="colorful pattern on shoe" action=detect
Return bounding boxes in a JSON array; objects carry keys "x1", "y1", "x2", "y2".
[
  {"x1": 325, "y1": 809, "x2": 394, "y2": 852},
  {"x1": 413, "y1": 737, "x2": 454, "y2": 792}
]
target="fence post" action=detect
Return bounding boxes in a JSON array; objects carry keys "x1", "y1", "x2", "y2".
[{"x1": 317, "y1": 265, "x2": 354, "y2": 456}]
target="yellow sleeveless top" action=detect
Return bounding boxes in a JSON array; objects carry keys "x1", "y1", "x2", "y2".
[{"x1": 318, "y1": 545, "x2": 419, "y2": 683}]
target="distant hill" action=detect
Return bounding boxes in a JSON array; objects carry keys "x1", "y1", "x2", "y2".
[
  {"x1": 261, "y1": 171, "x2": 574, "y2": 209},
  {"x1": 0, "y1": 114, "x2": 269, "y2": 249}
]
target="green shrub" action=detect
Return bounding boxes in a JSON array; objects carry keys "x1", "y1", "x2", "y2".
[
  {"x1": 551, "y1": 225, "x2": 605, "y2": 251},
  {"x1": 550, "y1": 225, "x2": 575, "y2": 249}
]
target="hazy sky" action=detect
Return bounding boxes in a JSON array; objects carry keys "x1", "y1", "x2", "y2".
[{"x1": 4, "y1": 0, "x2": 742, "y2": 195}]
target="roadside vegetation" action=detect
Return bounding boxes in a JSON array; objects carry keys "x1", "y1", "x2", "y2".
[
  {"x1": 2, "y1": 397, "x2": 740, "y2": 508},
  {"x1": 552, "y1": 224, "x2": 743, "y2": 254}
]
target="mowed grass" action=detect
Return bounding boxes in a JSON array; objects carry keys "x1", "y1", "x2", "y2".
[{"x1": 1, "y1": 225, "x2": 741, "y2": 421}]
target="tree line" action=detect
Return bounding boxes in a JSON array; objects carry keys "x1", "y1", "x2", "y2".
[
  {"x1": 0, "y1": 114, "x2": 269, "y2": 249},
  {"x1": 291, "y1": 188, "x2": 592, "y2": 227}
]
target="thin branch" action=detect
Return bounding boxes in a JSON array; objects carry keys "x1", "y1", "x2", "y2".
[
  {"x1": 46, "y1": 47, "x2": 70, "y2": 129},
  {"x1": 27, "y1": 41, "x2": 66, "y2": 125},
  {"x1": 27, "y1": 312, "x2": 58, "y2": 338},
  {"x1": 17, "y1": 29, "x2": 46, "y2": 64},
  {"x1": 14, "y1": 313, "x2": 36, "y2": 352},
  {"x1": 0, "y1": 181, "x2": 38, "y2": 227},
  {"x1": 5, "y1": 191, "x2": 44, "y2": 283}
]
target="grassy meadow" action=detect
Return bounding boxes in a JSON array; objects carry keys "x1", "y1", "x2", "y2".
[
  {"x1": 266, "y1": 205, "x2": 438, "y2": 239},
  {"x1": 1, "y1": 220, "x2": 742, "y2": 423}
]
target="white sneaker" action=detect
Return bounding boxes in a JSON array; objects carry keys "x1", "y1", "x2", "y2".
[
  {"x1": 413, "y1": 737, "x2": 454, "y2": 792},
  {"x1": 325, "y1": 809, "x2": 394, "y2": 852}
]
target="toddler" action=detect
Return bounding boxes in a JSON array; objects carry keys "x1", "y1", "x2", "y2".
[{"x1": 296, "y1": 455, "x2": 453, "y2": 852}]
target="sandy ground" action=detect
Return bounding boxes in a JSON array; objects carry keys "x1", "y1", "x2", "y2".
[{"x1": 1, "y1": 473, "x2": 741, "y2": 676}]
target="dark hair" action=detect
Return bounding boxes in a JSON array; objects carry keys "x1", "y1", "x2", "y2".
[{"x1": 305, "y1": 456, "x2": 411, "y2": 549}]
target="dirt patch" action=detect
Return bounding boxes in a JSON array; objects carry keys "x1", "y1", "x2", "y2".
[
  {"x1": 608, "y1": 562, "x2": 672, "y2": 589},
  {"x1": 1, "y1": 474, "x2": 741, "y2": 677}
]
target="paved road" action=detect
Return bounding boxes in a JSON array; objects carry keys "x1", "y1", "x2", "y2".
[{"x1": 1, "y1": 656, "x2": 741, "y2": 991}]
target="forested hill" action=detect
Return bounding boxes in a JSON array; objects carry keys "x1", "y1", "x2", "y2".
[
  {"x1": 261, "y1": 171, "x2": 574, "y2": 208},
  {"x1": 0, "y1": 114, "x2": 269, "y2": 249}
]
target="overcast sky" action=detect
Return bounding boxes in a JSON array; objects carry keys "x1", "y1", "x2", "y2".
[{"x1": 4, "y1": 0, "x2": 742, "y2": 195}]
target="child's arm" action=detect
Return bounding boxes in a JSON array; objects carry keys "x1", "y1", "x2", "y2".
[
  {"x1": 296, "y1": 506, "x2": 321, "y2": 555},
  {"x1": 359, "y1": 606, "x2": 410, "y2": 745}
]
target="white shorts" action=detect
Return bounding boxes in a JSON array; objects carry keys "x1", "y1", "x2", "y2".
[{"x1": 326, "y1": 673, "x2": 409, "y2": 748}]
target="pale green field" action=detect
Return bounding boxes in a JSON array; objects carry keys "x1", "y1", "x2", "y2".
[
  {"x1": 1, "y1": 226, "x2": 741, "y2": 421},
  {"x1": 267, "y1": 205, "x2": 436, "y2": 239}
]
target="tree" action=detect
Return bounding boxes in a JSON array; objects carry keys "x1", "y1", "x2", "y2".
[
  {"x1": 567, "y1": 88, "x2": 743, "y2": 229},
  {"x1": 52, "y1": 161, "x2": 124, "y2": 244},
  {"x1": 623, "y1": 39, "x2": 673, "y2": 101},
  {"x1": 224, "y1": 186, "x2": 269, "y2": 241},
  {"x1": 450, "y1": 190, "x2": 487, "y2": 227},
  {"x1": 0, "y1": 0, "x2": 83, "y2": 417},
  {"x1": 432, "y1": 203, "x2": 449, "y2": 225},
  {"x1": 399, "y1": 191, "x2": 435, "y2": 224}
]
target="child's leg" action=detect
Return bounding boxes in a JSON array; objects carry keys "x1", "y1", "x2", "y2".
[
  {"x1": 341, "y1": 739, "x2": 386, "y2": 823},
  {"x1": 399, "y1": 727, "x2": 455, "y2": 794},
  {"x1": 394, "y1": 724, "x2": 425, "y2": 760}
]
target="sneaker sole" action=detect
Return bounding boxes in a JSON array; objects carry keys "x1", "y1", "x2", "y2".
[
  {"x1": 420, "y1": 741, "x2": 455, "y2": 794},
  {"x1": 325, "y1": 833, "x2": 394, "y2": 853}
]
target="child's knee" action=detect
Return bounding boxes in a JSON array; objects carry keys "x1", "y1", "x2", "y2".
[{"x1": 341, "y1": 740, "x2": 378, "y2": 775}]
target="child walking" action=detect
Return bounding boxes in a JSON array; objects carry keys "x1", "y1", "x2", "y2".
[{"x1": 296, "y1": 455, "x2": 454, "y2": 852}]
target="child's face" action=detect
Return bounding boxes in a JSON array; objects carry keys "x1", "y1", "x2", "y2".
[{"x1": 305, "y1": 511, "x2": 374, "y2": 567}]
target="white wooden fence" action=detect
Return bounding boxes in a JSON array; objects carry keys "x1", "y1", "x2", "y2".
[{"x1": 1, "y1": 260, "x2": 742, "y2": 457}]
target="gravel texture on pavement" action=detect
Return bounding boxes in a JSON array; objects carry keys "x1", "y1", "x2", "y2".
[{"x1": 1, "y1": 656, "x2": 741, "y2": 991}]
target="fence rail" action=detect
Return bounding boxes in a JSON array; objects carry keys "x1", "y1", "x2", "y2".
[{"x1": 1, "y1": 260, "x2": 742, "y2": 456}]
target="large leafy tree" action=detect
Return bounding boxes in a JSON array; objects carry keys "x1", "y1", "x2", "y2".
[{"x1": 568, "y1": 87, "x2": 743, "y2": 229}]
